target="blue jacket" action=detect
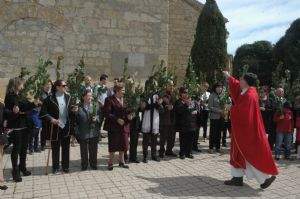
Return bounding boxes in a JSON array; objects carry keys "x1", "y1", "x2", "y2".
[{"x1": 32, "y1": 109, "x2": 42, "y2": 128}]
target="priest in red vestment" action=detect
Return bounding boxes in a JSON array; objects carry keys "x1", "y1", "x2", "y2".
[{"x1": 223, "y1": 68, "x2": 278, "y2": 189}]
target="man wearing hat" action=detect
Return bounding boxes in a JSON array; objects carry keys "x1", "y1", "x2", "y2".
[{"x1": 223, "y1": 61, "x2": 278, "y2": 189}]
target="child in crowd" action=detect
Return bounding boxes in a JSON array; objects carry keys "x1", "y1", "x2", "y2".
[{"x1": 273, "y1": 101, "x2": 294, "y2": 161}]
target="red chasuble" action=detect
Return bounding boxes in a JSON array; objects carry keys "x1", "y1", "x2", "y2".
[{"x1": 228, "y1": 76, "x2": 278, "y2": 175}]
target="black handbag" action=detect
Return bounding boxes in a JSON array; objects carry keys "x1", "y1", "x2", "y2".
[{"x1": 0, "y1": 130, "x2": 9, "y2": 145}]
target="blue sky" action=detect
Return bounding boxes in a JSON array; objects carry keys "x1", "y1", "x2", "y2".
[{"x1": 197, "y1": 0, "x2": 300, "y2": 54}]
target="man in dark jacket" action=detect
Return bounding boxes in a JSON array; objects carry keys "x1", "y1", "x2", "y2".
[{"x1": 159, "y1": 80, "x2": 177, "y2": 158}]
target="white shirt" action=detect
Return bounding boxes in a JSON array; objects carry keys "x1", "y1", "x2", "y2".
[{"x1": 56, "y1": 92, "x2": 67, "y2": 126}]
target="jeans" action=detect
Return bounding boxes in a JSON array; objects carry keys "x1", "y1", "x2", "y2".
[
  {"x1": 275, "y1": 132, "x2": 293, "y2": 158},
  {"x1": 29, "y1": 128, "x2": 40, "y2": 151}
]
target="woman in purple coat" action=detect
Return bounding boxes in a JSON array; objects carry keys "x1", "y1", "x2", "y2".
[{"x1": 104, "y1": 83, "x2": 133, "y2": 171}]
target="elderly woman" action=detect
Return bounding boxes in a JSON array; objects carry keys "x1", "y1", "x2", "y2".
[
  {"x1": 104, "y1": 83, "x2": 133, "y2": 170},
  {"x1": 74, "y1": 90, "x2": 100, "y2": 171},
  {"x1": 175, "y1": 87, "x2": 199, "y2": 159}
]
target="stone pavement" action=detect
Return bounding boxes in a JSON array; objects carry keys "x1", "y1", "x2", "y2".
[{"x1": 1, "y1": 132, "x2": 300, "y2": 199}]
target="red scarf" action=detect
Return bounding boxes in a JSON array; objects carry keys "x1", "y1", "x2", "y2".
[{"x1": 180, "y1": 96, "x2": 192, "y2": 106}]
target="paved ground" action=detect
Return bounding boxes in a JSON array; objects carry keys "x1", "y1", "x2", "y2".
[{"x1": 1, "y1": 131, "x2": 300, "y2": 199}]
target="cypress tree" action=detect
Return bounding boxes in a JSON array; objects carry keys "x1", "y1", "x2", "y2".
[{"x1": 190, "y1": 0, "x2": 227, "y2": 86}]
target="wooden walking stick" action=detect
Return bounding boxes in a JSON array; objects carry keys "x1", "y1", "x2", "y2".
[{"x1": 45, "y1": 123, "x2": 54, "y2": 175}]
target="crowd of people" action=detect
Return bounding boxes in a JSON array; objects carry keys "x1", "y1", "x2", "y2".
[{"x1": 0, "y1": 70, "x2": 299, "y2": 190}]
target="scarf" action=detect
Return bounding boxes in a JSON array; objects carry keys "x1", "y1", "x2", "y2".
[{"x1": 180, "y1": 95, "x2": 192, "y2": 106}]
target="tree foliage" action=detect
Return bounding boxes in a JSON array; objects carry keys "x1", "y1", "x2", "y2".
[
  {"x1": 190, "y1": 0, "x2": 227, "y2": 86},
  {"x1": 233, "y1": 41, "x2": 275, "y2": 85}
]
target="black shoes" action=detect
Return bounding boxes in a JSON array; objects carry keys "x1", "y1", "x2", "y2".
[
  {"x1": 12, "y1": 170, "x2": 22, "y2": 182},
  {"x1": 108, "y1": 164, "x2": 114, "y2": 171},
  {"x1": 152, "y1": 156, "x2": 160, "y2": 162},
  {"x1": 52, "y1": 169, "x2": 59, "y2": 174},
  {"x1": 224, "y1": 177, "x2": 244, "y2": 186},
  {"x1": 260, "y1": 176, "x2": 276, "y2": 189},
  {"x1": 20, "y1": 168, "x2": 31, "y2": 176},
  {"x1": 62, "y1": 169, "x2": 69, "y2": 173},
  {"x1": 179, "y1": 155, "x2": 185, "y2": 160},
  {"x1": 91, "y1": 166, "x2": 98, "y2": 170},
  {"x1": 159, "y1": 154, "x2": 164, "y2": 158},
  {"x1": 129, "y1": 159, "x2": 140, "y2": 163},
  {"x1": 186, "y1": 154, "x2": 194, "y2": 159},
  {"x1": 165, "y1": 152, "x2": 177, "y2": 157},
  {"x1": 143, "y1": 158, "x2": 148, "y2": 163},
  {"x1": 119, "y1": 162, "x2": 129, "y2": 169},
  {"x1": 0, "y1": 185, "x2": 8, "y2": 190}
]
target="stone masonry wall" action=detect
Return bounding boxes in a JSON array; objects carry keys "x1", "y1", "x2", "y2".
[
  {"x1": 0, "y1": 0, "x2": 203, "y2": 98},
  {"x1": 0, "y1": 0, "x2": 169, "y2": 82},
  {"x1": 168, "y1": 0, "x2": 203, "y2": 79}
]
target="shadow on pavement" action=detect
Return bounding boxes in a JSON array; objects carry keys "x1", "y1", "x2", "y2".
[{"x1": 137, "y1": 175, "x2": 263, "y2": 197}]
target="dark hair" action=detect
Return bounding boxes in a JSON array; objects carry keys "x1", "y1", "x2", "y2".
[
  {"x1": 243, "y1": 73, "x2": 257, "y2": 87},
  {"x1": 212, "y1": 82, "x2": 223, "y2": 93},
  {"x1": 100, "y1": 74, "x2": 108, "y2": 81},
  {"x1": 283, "y1": 101, "x2": 292, "y2": 109},
  {"x1": 81, "y1": 89, "x2": 92, "y2": 103},
  {"x1": 52, "y1": 80, "x2": 64, "y2": 94},
  {"x1": 179, "y1": 87, "x2": 188, "y2": 94}
]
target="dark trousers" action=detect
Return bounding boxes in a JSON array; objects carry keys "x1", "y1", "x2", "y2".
[
  {"x1": 10, "y1": 129, "x2": 30, "y2": 171},
  {"x1": 129, "y1": 129, "x2": 139, "y2": 161},
  {"x1": 209, "y1": 119, "x2": 223, "y2": 150},
  {"x1": 29, "y1": 128, "x2": 40, "y2": 151},
  {"x1": 51, "y1": 128, "x2": 70, "y2": 171},
  {"x1": 41, "y1": 122, "x2": 47, "y2": 148},
  {"x1": 79, "y1": 137, "x2": 98, "y2": 169},
  {"x1": 179, "y1": 131, "x2": 194, "y2": 156},
  {"x1": 159, "y1": 125, "x2": 176, "y2": 155},
  {"x1": 98, "y1": 108, "x2": 105, "y2": 137},
  {"x1": 200, "y1": 110, "x2": 209, "y2": 138},
  {"x1": 192, "y1": 128, "x2": 200, "y2": 150},
  {"x1": 268, "y1": 124, "x2": 276, "y2": 150},
  {"x1": 222, "y1": 121, "x2": 231, "y2": 145},
  {"x1": 143, "y1": 133, "x2": 158, "y2": 158}
]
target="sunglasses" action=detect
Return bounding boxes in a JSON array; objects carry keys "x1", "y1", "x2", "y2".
[{"x1": 61, "y1": 84, "x2": 67, "y2": 87}]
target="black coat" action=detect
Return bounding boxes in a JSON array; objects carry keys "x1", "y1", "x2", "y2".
[
  {"x1": 260, "y1": 96, "x2": 274, "y2": 134},
  {"x1": 175, "y1": 99, "x2": 199, "y2": 133},
  {"x1": 39, "y1": 93, "x2": 72, "y2": 141},
  {"x1": 74, "y1": 102, "x2": 100, "y2": 140},
  {"x1": 0, "y1": 102, "x2": 4, "y2": 133},
  {"x1": 4, "y1": 92, "x2": 35, "y2": 129}
]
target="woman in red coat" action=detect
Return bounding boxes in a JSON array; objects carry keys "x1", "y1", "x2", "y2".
[
  {"x1": 223, "y1": 67, "x2": 278, "y2": 189},
  {"x1": 104, "y1": 83, "x2": 133, "y2": 171}
]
